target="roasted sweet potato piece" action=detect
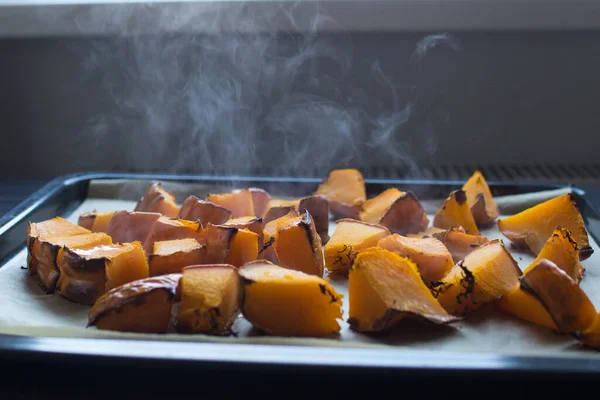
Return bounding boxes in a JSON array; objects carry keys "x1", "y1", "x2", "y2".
[
  {"x1": 324, "y1": 219, "x2": 390, "y2": 273},
  {"x1": 249, "y1": 188, "x2": 271, "y2": 219},
  {"x1": 149, "y1": 238, "x2": 208, "y2": 276},
  {"x1": 223, "y1": 216, "x2": 264, "y2": 253},
  {"x1": 432, "y1": 227, "x2": 490, "y2": 263},
  {"x1": 462, "y1": 170, "x2": 499, "y2": 225},
  {"x1": 177, "y1": 196, "x2": 232, "y2": 226},
  {"x1": 105, "y1": 211, "x2": 161, "y2": 244},
  {"x1": 348, "y1": 247, "x2": 458, "y2": 332},
  {"x1": 359, "y1": 188, "x2": 429, "y2": 235},
  {"x1": 134, "y1": 183, "x2": 180, "y2": 218},
  {"x1": 378, "y1": 234, "x2": 454, "y2": 282},
  {"x1": 239, "y1": 260, "x2": 343, "y2": 337},
  {"x1": 273, "y1": 211, "x2": 324, "y2": 277},
  {"x1": 29, "y1": 232, "x2": 112, "y2": 293},
  {"x1": 498, "y1": 193, "x2": 592, "y2": 260},
  {"x1": 88, "y1": 274, "x2": 181, "y2": 333},
  {"x1": 142, "y1": 216, "x2": 203, "y2": 255},
  {"x1": 56, "y1": 241, "x2": 148, "y2": 305},
  {"x1": 204, "y1": 224, "x2": 237, "y2": 264},
  {"x1": 314, "y1": 168, "x2": 365, "y2": 219},
  {"x1": 433, "y1": 190, "x2": 479, "y2": 235},
  {"x1": 176, "y1": 265, "x2": 240, "y2": 335},
  {"x1": 224, "y1": 229, "x2": 259, "y2": 267},
  {"x1": 432, "y1": 239, "x2": 521, "y2": 316},
  {"x1": 496, "y1": 283, "x2": 557, "y2": 331},
  {"x1": 520, "y1": 259, "x2": 596, "y2": 333},
  {"x1": 207, "y1": 188, "x2": 255, "y2": 218}
]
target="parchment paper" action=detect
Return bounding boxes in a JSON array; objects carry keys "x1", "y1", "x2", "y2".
[{"x1": 1, "y1": 181, "x2": 599, "y2": 357}]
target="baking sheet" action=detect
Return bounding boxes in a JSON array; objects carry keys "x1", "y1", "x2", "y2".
[{"x1": 0, "y1": 181, "x2": 598, "y2": 357}]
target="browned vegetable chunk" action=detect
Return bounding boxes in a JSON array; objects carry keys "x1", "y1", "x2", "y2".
[
  {"x1": 360, "y1": 188, "x2": 429, "y2": 235},
  {"x1": 207, "y1": 188, "x2": 255, "y2": 218},
  {"x1": 433, "y1": 190, "x2": 479, "y2": 235},
  {"x1": 177, "y1": 195, "x2": 232, "y2": 226},
  {"x1": 462, "y1": 170, "x2": 499, "y2": 225},
  {"x1": 88, "y1": 274, "x2": 181, "y2": 333},
  {"x1": 134, "y1": 183, "x2": 180, "y2": 218},
  {"x1": 222, "y1": 216, "x2": 264, "y2": 253},
  {"x1": 142, "y1": 216, "x2": 203, "y2": 255},
  {"x1": 204, "y1": 224, "x2": 236, "y2": 264},
  {"x1": 224, "y1": 229, "x2": 259, "y2": 267},
  {"x1": 263, "y1": 205, "x2": 297, "y2": 225},
  {"x1": 261, "y1": 210, "x2": 299, "y2": 264},
  {"x1": 298, "y1": 195, "x2": 330, "y2": 244},
  {"x1": 324, "y1": 219, "x2": 390, "y2": 273},
  {"x1": 149, "y1": 238, "x2": 208, "y2": 277},
  {"x1": 498, "y1": 193, "x2": 592, "y2": 260},
  {"x1": 249, "y1": 188, "x2": 271, "y2": 219},
  {"x1": 432, "y1": 227, "x2": 490, "y2": 263},
  {"x1": 78, "y1": 211, "x2": 117, "y2": 233},
  {"x1": 105, "y1": 211, "x2": 161, "y2": 244},
  {"x1": 77, "y1": 212, "x2": 96, "y2": 230},
  {"x1": 348, "y1": 247, "x2": 458, "y2": 333},
  {"x1": 314, "y1": 168, "x2": 366, "y2": 219},
  {"x1": 176, "y1": 264, "x2": 240, "y2": 335},
  {"x1": 497, "y1": 283, "x2": 557, "y2": 331},
  {"x1": 239, "y1": 260, "x2": 343, "y2": 337}
]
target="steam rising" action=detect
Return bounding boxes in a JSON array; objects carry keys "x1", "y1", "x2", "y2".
[{"x1": 45, "y1": 3, "x2": 461, "y2": 178}]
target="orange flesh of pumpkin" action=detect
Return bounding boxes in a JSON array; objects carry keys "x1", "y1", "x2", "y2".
[
  {"x1": 433, "y1": 190, "x2": 479, "y2": 235},
  {"x1": 462, "y1": 170, "x2": 499, "y2": 225},
  {"x1": 432, "y1": 227, "x2": 490, "y2": 263},
  {"x1": 580, "y1": 314, "x2": 600, "y2": 350},
  {"x1": 149, "y1": 238, "x2": 208, "y2": 276},
  {"x1": 105, "y1": 211, "x2": 161, "y2": 244},
  {"x1": 298, "y1": 195, "x2": 330, "y2": 244},
  {"x1": 223, "y1": 216, "x2": 264, "y2": 253},
  {"x1": 348, "y1": 247, "x2": 458, "y2": 332},
  {"x1": 142, "y1": 217, "x2": 203, "y2": 255},
  {"x1": 177, "y1": 265, "x2": 240, "y2": 334},
  {"x1": 377, "y1": 234, "x2": 454, "y2": 282},
  {"x1": 239, "y1": 261, "x2": 342, "y2": 337},
  {"x1": 249, "y1": 188, "x2": 271, "y2": 219},
  {"x1": 263, "y1": 206, "x2": 298, "y2": 225},
  {"x1": 103, "y1": 241, "x2": 149, "y2": 291},
  {"x1": 89, "y1": 274, "x2": 181, "y2": 333},
  {"x1": 314, "y1": 168, "x2": 366, "y2": 219},
  {"x1": 434, "y1": 239, "x2": 521, "y2": 316},
  {"x1": 207, "y1": 189, "x2": 255, "y2": 218},
  {"x1": 90, "y1": 212, "x2": 116, "y2": 233},
  {"x1": 324, "y1": 219, "x2": 389, "y2": 273},
  {"x1": 261, "y1": 211, "x2": 298, "y2": 264},
  {"x1": 359, "y1": 188, "x2": 403, "y2": 224},
  {"x1": 224, "y1": 229, "x2": 259, "y2": 267},
  {"x1": 497, "y1": 283, "x2": 558, "y2": 331},
  {"x1": 204, "y1": 224, "x2": 237, "y2": 264},
  {"x1": 177, "y1": 196, "x2": 232, "y2": 226},
  {"x1": 134, "y1": 183, "x2": 180, "y2": 218},
  {"x1": 497, "y1": 193, "x2": 591, "y2": 259},
  {"x1": 520, "y1": 259, "x2": 596, "y2": 333},
  {"x1": 274, "y1": 212, "x2": 324, "y2": 277}
]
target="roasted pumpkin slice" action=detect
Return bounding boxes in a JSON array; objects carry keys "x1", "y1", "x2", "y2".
[
  {"x1": 57, "y1": 242, "x2": 148, "y2": 305},
  {"x1": 324, "y1": 219, "x2": 390, "y2": 273},
  {"x1": 204, "y1": 224, "x2": 238, "y2": 264},
  {"x1": 298, "y1": 195, "x2": 330, "y2": 244},
  {"x1": 360, "y1": 188, "x2": 429, "y2": 235},
  {"x1": 105, "y1": 211, "x2": 161, "y2": 244},
  {"x1": 239, "y1": 260, "x2": 343, "y2": 337},
  {"x1": 378, "y1": 234, "x2": 454, "y2": 282},
  {"x1": 176, "y1": 265, "x2": 240, "y2": 335},
  {"x1": 263, "y1": 205, "x2": 298, "y2": 225},
  {"x1": 142, "y1": 216, "x2": 203, "y2": 255},
  {"x1": 348, "y1": 247, "x2": 458, "y2": 332},
  {"x1": 273, "y1": 211, "x2": 324, "y2": 277},
  {"x1": 177, "y1": 195, "x2": 232, "y2": 226},
  {"x1": 29, "y1": 232, "x2": 112, "y2": 293},
  {"x1": 261, "y1": 210, "x2": 299, "y2": 264},
  {"x1": 88, "y1": 273, "x2": 181, "y2": 333},
  {"x1": 498, "y1": 193, "x2": 592, "y2": 260},
  {"x1": 433, "y1": 239, "x2": 521, "y2": 316},
  {"x1": 462, "y1": 170, "x2": 499, "y2": 225},
  {"x1": 519, "y1": 258, "x2": 596, "y2": 334},
  {"x1": 207, "y1": 188, "x2": 255, "y2": 218},
  {"x1": 77, "y1": 212, "x2": 96, "y2": 230},
  {"x1": 78, "y1": 211, "x2": 117, "y2": 233},
  {"x1": 314, "y1": 168, "x2": 366, "y2": 219},
  {"x1": 496, "y1": 283, "x2": 557, "y2": 331},
  {"x1": 249, "y1": 188, "x2": 271, "y2": 219},
  {"x1": 149, "y1": 238, "x2": 207, "y2": 276},
  {"x1": 223, "y1": 216, "x2": 264, "y2": 253},
  {"x1": 433, "y1": 190, "x2": 479, "y2": 235},
  {"x1": 432, "y1": 227, "x2": 490, "y2": 263},
  {"x1": 134, "y1": 183, "x2": 180, "y2": 218},
  {"x1": 224, "y1": 229, "x2": 259, "y2": 267}
]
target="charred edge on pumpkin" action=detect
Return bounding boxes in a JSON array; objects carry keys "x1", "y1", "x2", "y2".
[
  {"x1": 454, "y1": 190, "x2": 468, "y2": 205},
  {"x1": 427, "y1": 280, "x2": 448, "y2": 298},
  {"x1": 300, "y1": 210, "x2": 320, "y2": 257},
  {"x1": 347, "y1": 317, "x2": 360, "y2": 330},
  {"x1": 373, "y1": 309, "x2": 401, "y2": 331},
  {"x1": 333, "y1": 244, "x2": 354, "y2": 269},
  {"x1": 455, "y1": 261, "x2": 476, "y2": 306},
  {"x1": 318, "y1": 284, "x2": 340, "y2": 304},
  {"x1": 519, "y1": 276, "x2": 563, "y2": 331},
  {"x1": 382, "y1": 191, "x2": 428, "y2": 234},
  {"x1": 555, "y1": 225, "x2": 579, "y2": 250},
  {"x1": 580, "y1": 245, "x2": 594, "y2": 261},
  {"x1": 62, "y1": 250, "x2": 108, "y2": 273},
  {"x1": 258, "y1": 237, "x2": 275, "y2": 255}
]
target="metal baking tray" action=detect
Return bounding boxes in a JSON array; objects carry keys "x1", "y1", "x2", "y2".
[{"x1": 2, "y1": 172, "x2": 600, "y2": 381}]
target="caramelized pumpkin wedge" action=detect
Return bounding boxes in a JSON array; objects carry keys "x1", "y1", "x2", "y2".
[
  {"x1": 207, "y1": 188, "x2": 255, "y2": 218},
  {"x1": 261, "y1": 210, "x2": 299, "y2": 264},
  {"x1": 263, "y1": 205, "x2": 298, "y2": 225},
  {"x1": 432, "y1": 227, "x2": 490, "y2": 263},
  {"x1": 57, "y1": 241, "x2": 149, "y2": 305},
  {"x1": 298, "y1": 195, "x2": 330, "y2": 244},
  {"x1": 273, "y1": 211, "x2": 324, "y2": 277},
  {"x1": 496, "y1": 283, "x2": 557, "y2": 331},
  {"x1": 462, "y1": 170, "x2": 499, "y2": 225},
  {"x1": 498, "y1": 193, "x2": 592, "y2": 260},
  {"x1": 348, "y1": 247, "x2": 458, "y2": 332},
  {"x1": 224, "y1": 229, "x2": 259, "y2": 267},
  {"x1": 314, "y1": 168, "x2": 366, "y2": 219},
  {"x1": 77, "y1": 211, "x2": 117, "y2": 233},
  {"x1": 248, "y1": 188, "x2": 271, "y2": 219},
  {"x1": 149, "y1": 238, "x2": 208, "y2": 277},
  {"x1": 222, "y1": 216, "x2": 264, "y2": 253},
  {"x1": 360, "y1": 189, "x2": 429, "y2": 235},
  {"x1": 378, "y1": 234, "x2": 454, "y2": 282},
  {"x1": 324, "y1": 219, "x2": 390, "y2": 273},
  {"x1": 105, "y1": 211, "x2": 161, "y2": 244},
  {"x1": 88, "y1": 273, "x2": 181, "y2": 333},
  {"x1": 204, "y1": 224, "x2": 238, "y2": 264},
  {"x1": 177, "y1": 196, "x2": 232, "y2": 226},
  {"x1": 134, "y1": 183, "x2": 180, "y2": 218},
  {"x1": 176, "y1": 264, "x2": 240, "y2": 335},
  {"x1": 142, "y1": 216, "x2": 203, "y2": 255},
  {"x1": 432, "y1": 239, "x2": 521, "y2": 316},
  {"x1": 239, "y1": 260, "x2": 343, "y2": 337},
  {"x1": 433, "y1": 190, "x2": 479, "y2": 235}
]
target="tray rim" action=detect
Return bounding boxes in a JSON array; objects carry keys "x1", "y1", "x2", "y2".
[{"x1": 2, "y1": 171, "x2": 600, "y2": 376}]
